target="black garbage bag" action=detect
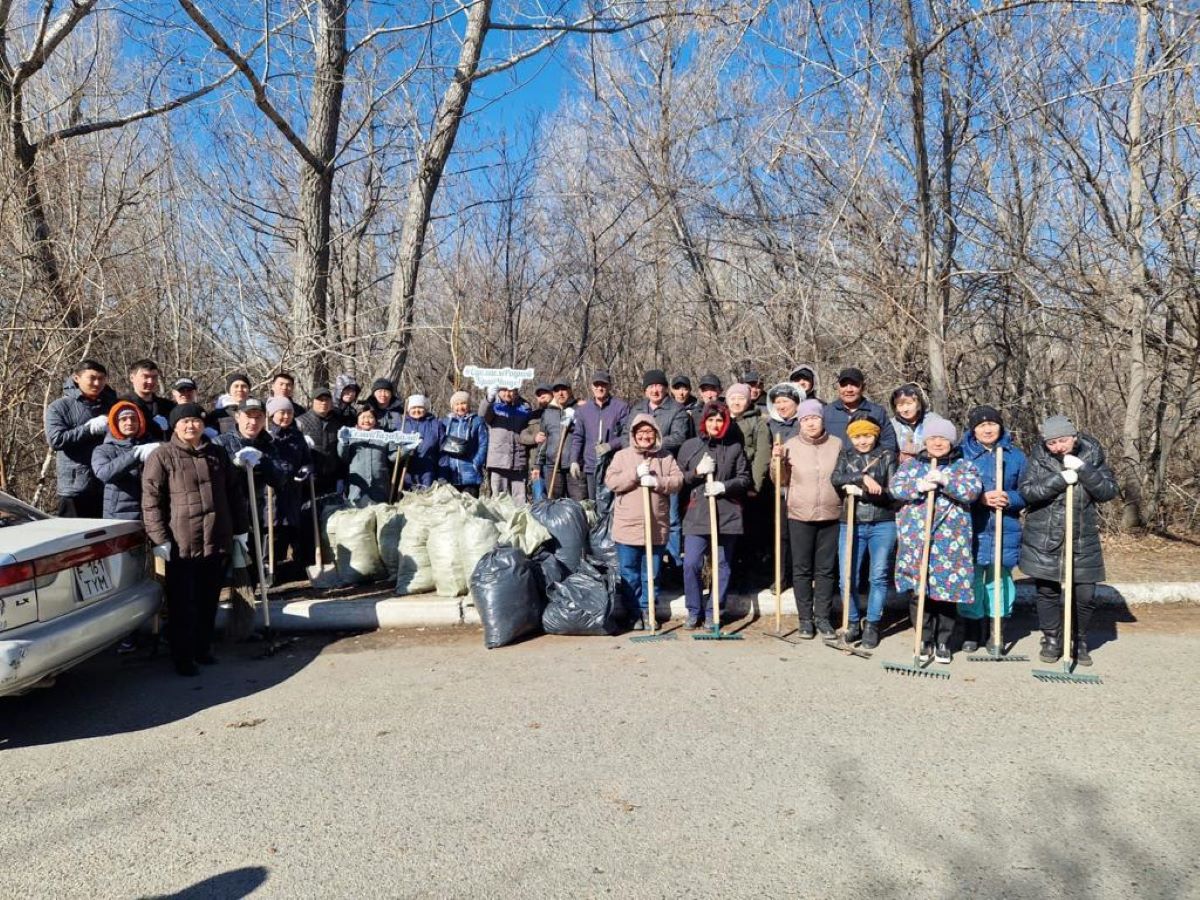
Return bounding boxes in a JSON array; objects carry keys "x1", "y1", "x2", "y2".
[
  {"x1": 593, "y1": 453, "x2": 615, "y2": 521},
  {"x1": 530, "y1": 547, "x2": 569, "y2": 595},
  {"x1": 529, "y1": 498, "x2": 590, "y2": 572},
  {"x1": 587, "y1": 515, "x2": 619, "y2": 572},
  {"x1": 471, "y1": 547, "x2": 543, "y2": 649},
  {"x1": 542, "y1": 565, "x2": 621, "y2": 636}
]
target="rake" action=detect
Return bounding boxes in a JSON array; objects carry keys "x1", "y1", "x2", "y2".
[
  {"x1": 245, "y1": 465, "x2": 293, "y2": 658},
  {"x1": 765, "y1": 436, "x2": 799, "y2": 645},
  {"x1": 1032, "y1": 481, "x2": 1101, "y2": 685},
  {"x1": 826, "y1": 492, "x2": 871, "y2": 659},
  {"x1": 882, "y1": 464, "x2": 948, "y2": 679},
  {"x1": 969, "y1": 445, "x2": 1028, "y2": 662},
  {"x1": 694, "y1": 471, "x2": 742, "y2": 641},
  {"x1": 631, "y1": 483, "x2": 675, "y2": 644}
]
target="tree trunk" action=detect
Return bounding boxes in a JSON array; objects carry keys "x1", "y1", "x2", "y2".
[
  {"x1": 382, "y1": 1, "x2": 491, "y2": 383},
  {"x1": 1119, "y1": 1, "x2": 1151, "y2": 530},
  {"x1": 289, "y1": 0, "x2": 347, "y2": 389}
]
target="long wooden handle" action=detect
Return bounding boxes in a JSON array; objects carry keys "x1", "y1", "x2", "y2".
[
  {"x1": 388, "y1": 446, "x2": 404, "y2": 503},
  {"x1": 642, "y1": 483, "x2": 657, "y2": 633},
  {"x1": 707, "y1": 471, "x2": 720, "y2": 629},
  {"x1": 266, "y1": 486, "x2": 275, "y2": 579},
  {"x1": 842, "y1": 493, "x2": 856, "y2": 632},
  {"x1": 548, "y1": 422, "x2": 570, "y2": 496},
  {"x1": 912, "y1": 459, "x2": 939, "y2": 660},
  {"x1": 993, "y1": 446, "x2": 1004, "y2": 644},
  {"x1": 1064, "y1": 481, "x2": 1075, "y2": 664},
  {"x1": 309, "y1": 477, "x2": 323, "y2": 569},
  {"x1": 245, "y1": 466, "x2": 271, "y2": 630},
  {"x1": 773, "y1": 436, "x2": 782, "y2": 633}
]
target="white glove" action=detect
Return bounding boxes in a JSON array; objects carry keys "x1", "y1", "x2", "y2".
[
  {"x1": 1060, "y1": 469, "x2": 1079, "y2": 486},
  {"x1": 486, "y1": 386, "x2": 497, "y2": 401},
  {"x1": 636, "y1": 461, "x2": 651, "y2": 478},
  {"x1": 337, "y1": 426, "x2": 352, "y2": 443},
  {"x1": 916, "y1": 479, "x2": 938, "y2": 493},
  {"x1": 203, "y1": 427, "x2": 218, "y2": 440},
  {"x1": 927, "y1": 468, "x2": 949, "y2": 486},
  {"x1": 153, "y1": 415, "x2": 169, "y2": 432},
  {"x1": 843, "y1": 484, "x2": 863, "y2": 497},
  {"x1": 133, "y1": 443, "x2": 159, "y2": 461},
  {"x1": 705, "y1": 480, "x2": 726, "y2": 497},
  {"x1": 569, "y1": 462, "x2": 582, "y2": 480},
  {"x1": 639, "y1": 474, "x2": 658, "y2": 489},
  {"x1": 561, "y1": 408, "x2": 575, "y2": 426},
  {"x1": 695, "y1": 454, "x2": 716, "y2": 476},
  {"x1": 1062, "y1": 454, "x2": 1084, "y2": 470},
  {"x1": 233, "y1": 533, "x2": 250, "y2": 553},
  {"x1": 304, "y1": 435, "x2": 316, "y2": 449},
  {"x1": 233, "y1": 447, "x2": 263, "y2": 468},
  {"x1": 151, "y1": 542, "x2": 172, "y2": 561},
  {"x1": 87, "y1": 415, "x2": 109, "y2": 434}
]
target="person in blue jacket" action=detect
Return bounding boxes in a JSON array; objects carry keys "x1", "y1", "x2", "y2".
[
  {"x1": 400, "y1": 394, "x2": 444, "y2": 490},
  {"x1": 92, "y1": 401, "x2": 160, "y2": 520},
  {"x1": 440, "y1": 390, "x2": 488, "y2": 496},
  {"x1": 959, "y1": 405, "x2": 1027, "y2": 653}
]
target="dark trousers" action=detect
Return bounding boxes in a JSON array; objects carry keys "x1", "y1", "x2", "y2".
[
  {"x1": 908, "y1": 596, "x2": 957, "y2": 646},
  {"x1": 165, "y1": 555, "x2": 226, "y2": 666},
  {"x1": 57, "y1": 485, "x2": 103, "y2": 518},
  {"x1": 788, "y1": 519, "x2": 839, "y2": 622},
  {"x1": 1035, "y1": 578, "x2": 1097, "y2": 639},
  {"x1": 455, "y1": 483, "x2": 481, "y2": 498},
  {"x1": 544, "y1": 468, "x2": 587, "y2": 501},
  {"x1": 683, "y1": 533, "x2": 736, "y2": 621}
]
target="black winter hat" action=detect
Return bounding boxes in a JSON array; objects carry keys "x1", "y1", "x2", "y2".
[
  {"x1": 372, "y1": 378, "x2": 395, "y2": 393},
  {"x1": 671, "y1": 374, "x2": 692, "y2": 389},
  {"x1": 227, "y1": 372, "x2": 251, "y2": 391},
  {"x1": 836, "y1": 367, "x2": 865, "y2": 385},
  {"x1": 967, "y1": 405, "x2": 1003, "y2": 432},
  {"x1": 535, "y1": 382, "x2": 553, "y2": 396},
  {"x1": 169, "y1": 403, "x2": 205, "y2": 430},
  {"x1": 551, "y1": 377, "x2": 571, "y2": 390},
  {"x1": 642, "y1": 369, "x2": 668, "y2": 388},
  {"x1": 698, "y1": 373, "x2": 721, "y2": 390}
]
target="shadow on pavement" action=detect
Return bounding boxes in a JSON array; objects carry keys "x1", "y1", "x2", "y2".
[
  {"x1": 143, "y1": 866, "x2": 269, "y2": 899},
  {"x1": 0, "y1": 633, "x2": 339, "y2": 751}
]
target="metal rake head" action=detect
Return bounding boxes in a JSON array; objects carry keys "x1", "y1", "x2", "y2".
[
  {"x1": 1031, "y1": 669, "x2": 1102, "y2": 685},
  {"x1": 881, "y1": 660, "x2": 950, "y2": 679},
  {"x1": 693, "y1": 629, "x2": 744, "y2": 641},
  {"x1": 630, "y1": 632, "x2": 676, "y2": 643},
  {"x1": 966, "y1": 653, "x2": 1030, "y2": 662}
]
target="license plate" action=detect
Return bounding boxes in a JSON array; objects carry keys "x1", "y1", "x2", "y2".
[{"x1": 75, "y1": 558, "x2": 114, "y2": 602}]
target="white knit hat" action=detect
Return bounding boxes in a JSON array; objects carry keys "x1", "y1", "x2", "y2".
[{"x1": 406, "y1": 394, "x2": 429, "y2": 411}]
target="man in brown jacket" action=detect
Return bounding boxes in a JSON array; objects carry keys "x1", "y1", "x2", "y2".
[{"x1": 142, "y1": 403, "x2": 249, "y2": 676}]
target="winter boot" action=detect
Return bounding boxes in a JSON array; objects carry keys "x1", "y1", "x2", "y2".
[
  {"x1": 918, "y1": 643, "x2": 934, "y2": 664},
  {"x1": 961, "y1": 619, "x2": 980, "y2": 654},
  {"x1": 684, "y1": 614, "x2": 701, "y2": 630},
  {"x1": 798, "y1": 620, "x2": 816, "y2": 640},
  {"x1": 815, "y1": 618, "x2": 835, "y2": 638},
  {"x1": 1074, "y1": 639, "x2": 1093, "y2": 667},
  {"x1": 1039, "y1": 632, "x2": 1063, "y2": 664},
  {"x1": 935, "y1": 642, "x2": 952, "y2": 664},
  {"x1": 860, "y1": 621, "x2": 880, "y2": 650},
  {"x1": 843, "y1": 621, "x2": 862, "y2": 644}
]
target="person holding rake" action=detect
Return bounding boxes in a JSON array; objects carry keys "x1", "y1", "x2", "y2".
[{"x1": 891, "y1": 415, "x2": 981, "y2": 664}]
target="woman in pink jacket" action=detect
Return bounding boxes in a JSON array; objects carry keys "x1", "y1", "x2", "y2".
[{"x1": 605, "y1": 414, "x2": 684, "y2": 630}]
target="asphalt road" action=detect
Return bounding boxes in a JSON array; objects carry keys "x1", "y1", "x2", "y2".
[{"x1": 3, "y1": 607, "x2": 1198, "y2": 899}]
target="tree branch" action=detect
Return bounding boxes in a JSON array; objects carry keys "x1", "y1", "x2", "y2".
[{"x1": 14, "y1": 0, "x2": 99, "y2": 88}]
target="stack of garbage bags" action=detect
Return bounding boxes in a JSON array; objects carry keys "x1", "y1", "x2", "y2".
[{"x1": 473, "y1": 497, "x2": 631, "y2": 649}]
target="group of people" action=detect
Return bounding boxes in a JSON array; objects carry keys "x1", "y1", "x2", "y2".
[{"x1": 43, "y1": 357, "x2": 1118, "y2": 674}]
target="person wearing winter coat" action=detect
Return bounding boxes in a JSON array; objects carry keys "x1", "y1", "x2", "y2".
[
  {"x1": 400, "y1": 395, "x2": 444, "y2": 491},
  {"x1": 440, "y1": 391, "x2": 489, "y2": 496},
  {"x1": 741, "y1": 368, "x2": 768, "y2": 409},
  {"x1": 604, "y1": 415, "x2": 684, "y2": 629},
  {"x1": 123, "y1": 358, "x2": 176, "y2": 441},
  {"x1": 296, "y1": 387, "x2": 345, "y2": 497},
  {"x1": 521, "y1": 388, "x2": 550, "y2": 499},
  {"x1": 480, "y1": 386, "x2": 533, "y2": 503},
  {"x1": 333, "y1": 374, "x2": 361, "y2": 426},
  {"x1": 91, "y1": 401, "x2": 160, "y2": 521},
  {"x1": 269, "y1": 371, "x2": 307, "y2": 419},
  {"x1": 891, "y1": 415, "x2": 982, "y2": 664},
  {"x1": 670, "y1": 374, "x2": 699, "y2": 439},
  {"x1": 569, "y1": 370, "x2": 630, "y2": 500},
  {"x1": 959, "y1": 406, "x2": 1027, "y2": 653},
  {"x1": 141, "y1": 403, "x2": 249, "y2": 676},
  {"x1": 339, "y1": 406, "x2": 399, "y2": 506},
  {"x1": 691, "y1": 374, "x2": 724, "y2": 433},
  {"x1": 773, "y1": 399, "x2": 843, "y2": 638},
  {"x1": 890, "y1": 382, "x2": 930, "y2": 464},
  {"x1": 267, "y1": 397, "x2": 314, "y2": 574},
  {"x1": 765, "y1": 382, "x2": 803, "y2": 587},
  {"x1": 822, "y1": 367, "x2": 898, "y2": 452},
  {"x1": 788, "y1": 363, "x2": 819, "y2": 403},
  {"x1": 532, "y1": 379, "x2": 582, "y2": 501},
  {"x1": 1019, "y1": 416, "x2": 1118, "y2": 666},
  {"x1": 726, "y1": 383, "x2": 772, "y2": 583},
  {"x1": 44, "y1": 360, "x2": 117, "y2": 518},
  {"x1": 829, "y1": 416, "x2": 898, "y2": 650},
  {"x1": 213, "y1": 398, "x2": 283, "y2": 548},
  {"x1": 206, "y1": 373, "x2": 252, "y2": 436},
  {"x1": 677, "y1": 402, "x2": 752, "y2": 629},
  {"x1": 367, "y1": 378, "x2": 405, "y2": 432}
]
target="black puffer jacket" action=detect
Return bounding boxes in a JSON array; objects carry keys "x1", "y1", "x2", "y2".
[
  {"x1": 677, "y1": 403, "x2": 752, "y2": 536},
  {"x1": 830, "y1": 445, "x2": 898, "y2": 523},
  {"x1": 1018, "y1": 432, "x2": 1118, "y2": 583},
  {"x1": 296, "y1": 409, "x2": 344, "y2": 493}
]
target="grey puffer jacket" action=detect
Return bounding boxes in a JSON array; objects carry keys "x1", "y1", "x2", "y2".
[
  {"x1": 92, "y1": 435, "x2": 151, "y2": 520},
  {"x1": 338, "y1": 429, "x2": 397, "y2": 506},
  {"x1": 44, "y1": 382, "x2": 117, "y2": 497},
  {"x1": 1018, "y1": 433, "x2": 1118, "y2": 583}
]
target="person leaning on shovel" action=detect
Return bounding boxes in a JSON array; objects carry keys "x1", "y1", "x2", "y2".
[
  {"x1": 1018, "y1": 415, "x2": 1118, "y2": 667},
  {"x1": 141, "y1": 404, "x2": 249, "y2": 677}
]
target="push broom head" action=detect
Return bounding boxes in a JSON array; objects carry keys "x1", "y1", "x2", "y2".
[
  {"x1": 1031, "y1": 668, "x2": 1102, "y2": 685},
  {"x1": 881, "y1": 660, "x2": 950, "y2": 679}
]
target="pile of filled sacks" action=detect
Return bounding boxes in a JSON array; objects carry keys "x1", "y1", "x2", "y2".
[{"x1": 319, "y1": 487, "x2": 629, "y2": 647}]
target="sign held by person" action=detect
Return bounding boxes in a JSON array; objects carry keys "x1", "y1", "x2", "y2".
[{"x1": 463, "y1": 366, "x2": 536, "y2": 389}]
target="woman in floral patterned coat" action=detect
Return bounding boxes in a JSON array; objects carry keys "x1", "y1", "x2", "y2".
[{"x1": 891, "y1": 414, "x2": 981, "y2": 664}]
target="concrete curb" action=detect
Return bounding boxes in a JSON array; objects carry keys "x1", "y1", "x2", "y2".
[{"x1": 229, "y1": 580, "x2": 1200, "y2": 632}]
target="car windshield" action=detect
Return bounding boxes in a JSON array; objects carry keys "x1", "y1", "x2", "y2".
[{"x1": 0, "y1": 493, "x2": 48, "y2": 527}]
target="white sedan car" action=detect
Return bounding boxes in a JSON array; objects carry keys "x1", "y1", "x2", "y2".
[{"x1": 1, "y1": 491, "x2": 162, "y2": 697}]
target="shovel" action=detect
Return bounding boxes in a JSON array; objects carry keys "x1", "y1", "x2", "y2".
[{"x1": 245, "y1": 464, "x2": 291, "y2": 656}]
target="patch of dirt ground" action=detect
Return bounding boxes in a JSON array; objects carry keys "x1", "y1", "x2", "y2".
[{"x1": 1098, "y1": 532, "x2": 1200, "y2": 582}]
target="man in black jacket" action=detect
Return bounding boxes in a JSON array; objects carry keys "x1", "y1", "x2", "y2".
[
  {"x1": 296, "y1": 386, "x2": 344, "y2": 497},
  {"x1": 124, "y1": 358, "x2": 177, "y2": 441}
]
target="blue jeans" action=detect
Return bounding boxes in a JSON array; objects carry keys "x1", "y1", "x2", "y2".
[
  {"x1": 530, "y1": 476, "x2": 546, "y2": 501},
  {"x1": 616, "y1": 542, "x2": 663, "y2": 613},
  {"x1": 667, "y1": 492, "x2": 683, "y2": 567},
  {"x1": 683, "y1": 533, "x2": 736, "y2": 621},
  {"x1": 839, "y1": 520, "x2": 897, "y2": 624}
]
